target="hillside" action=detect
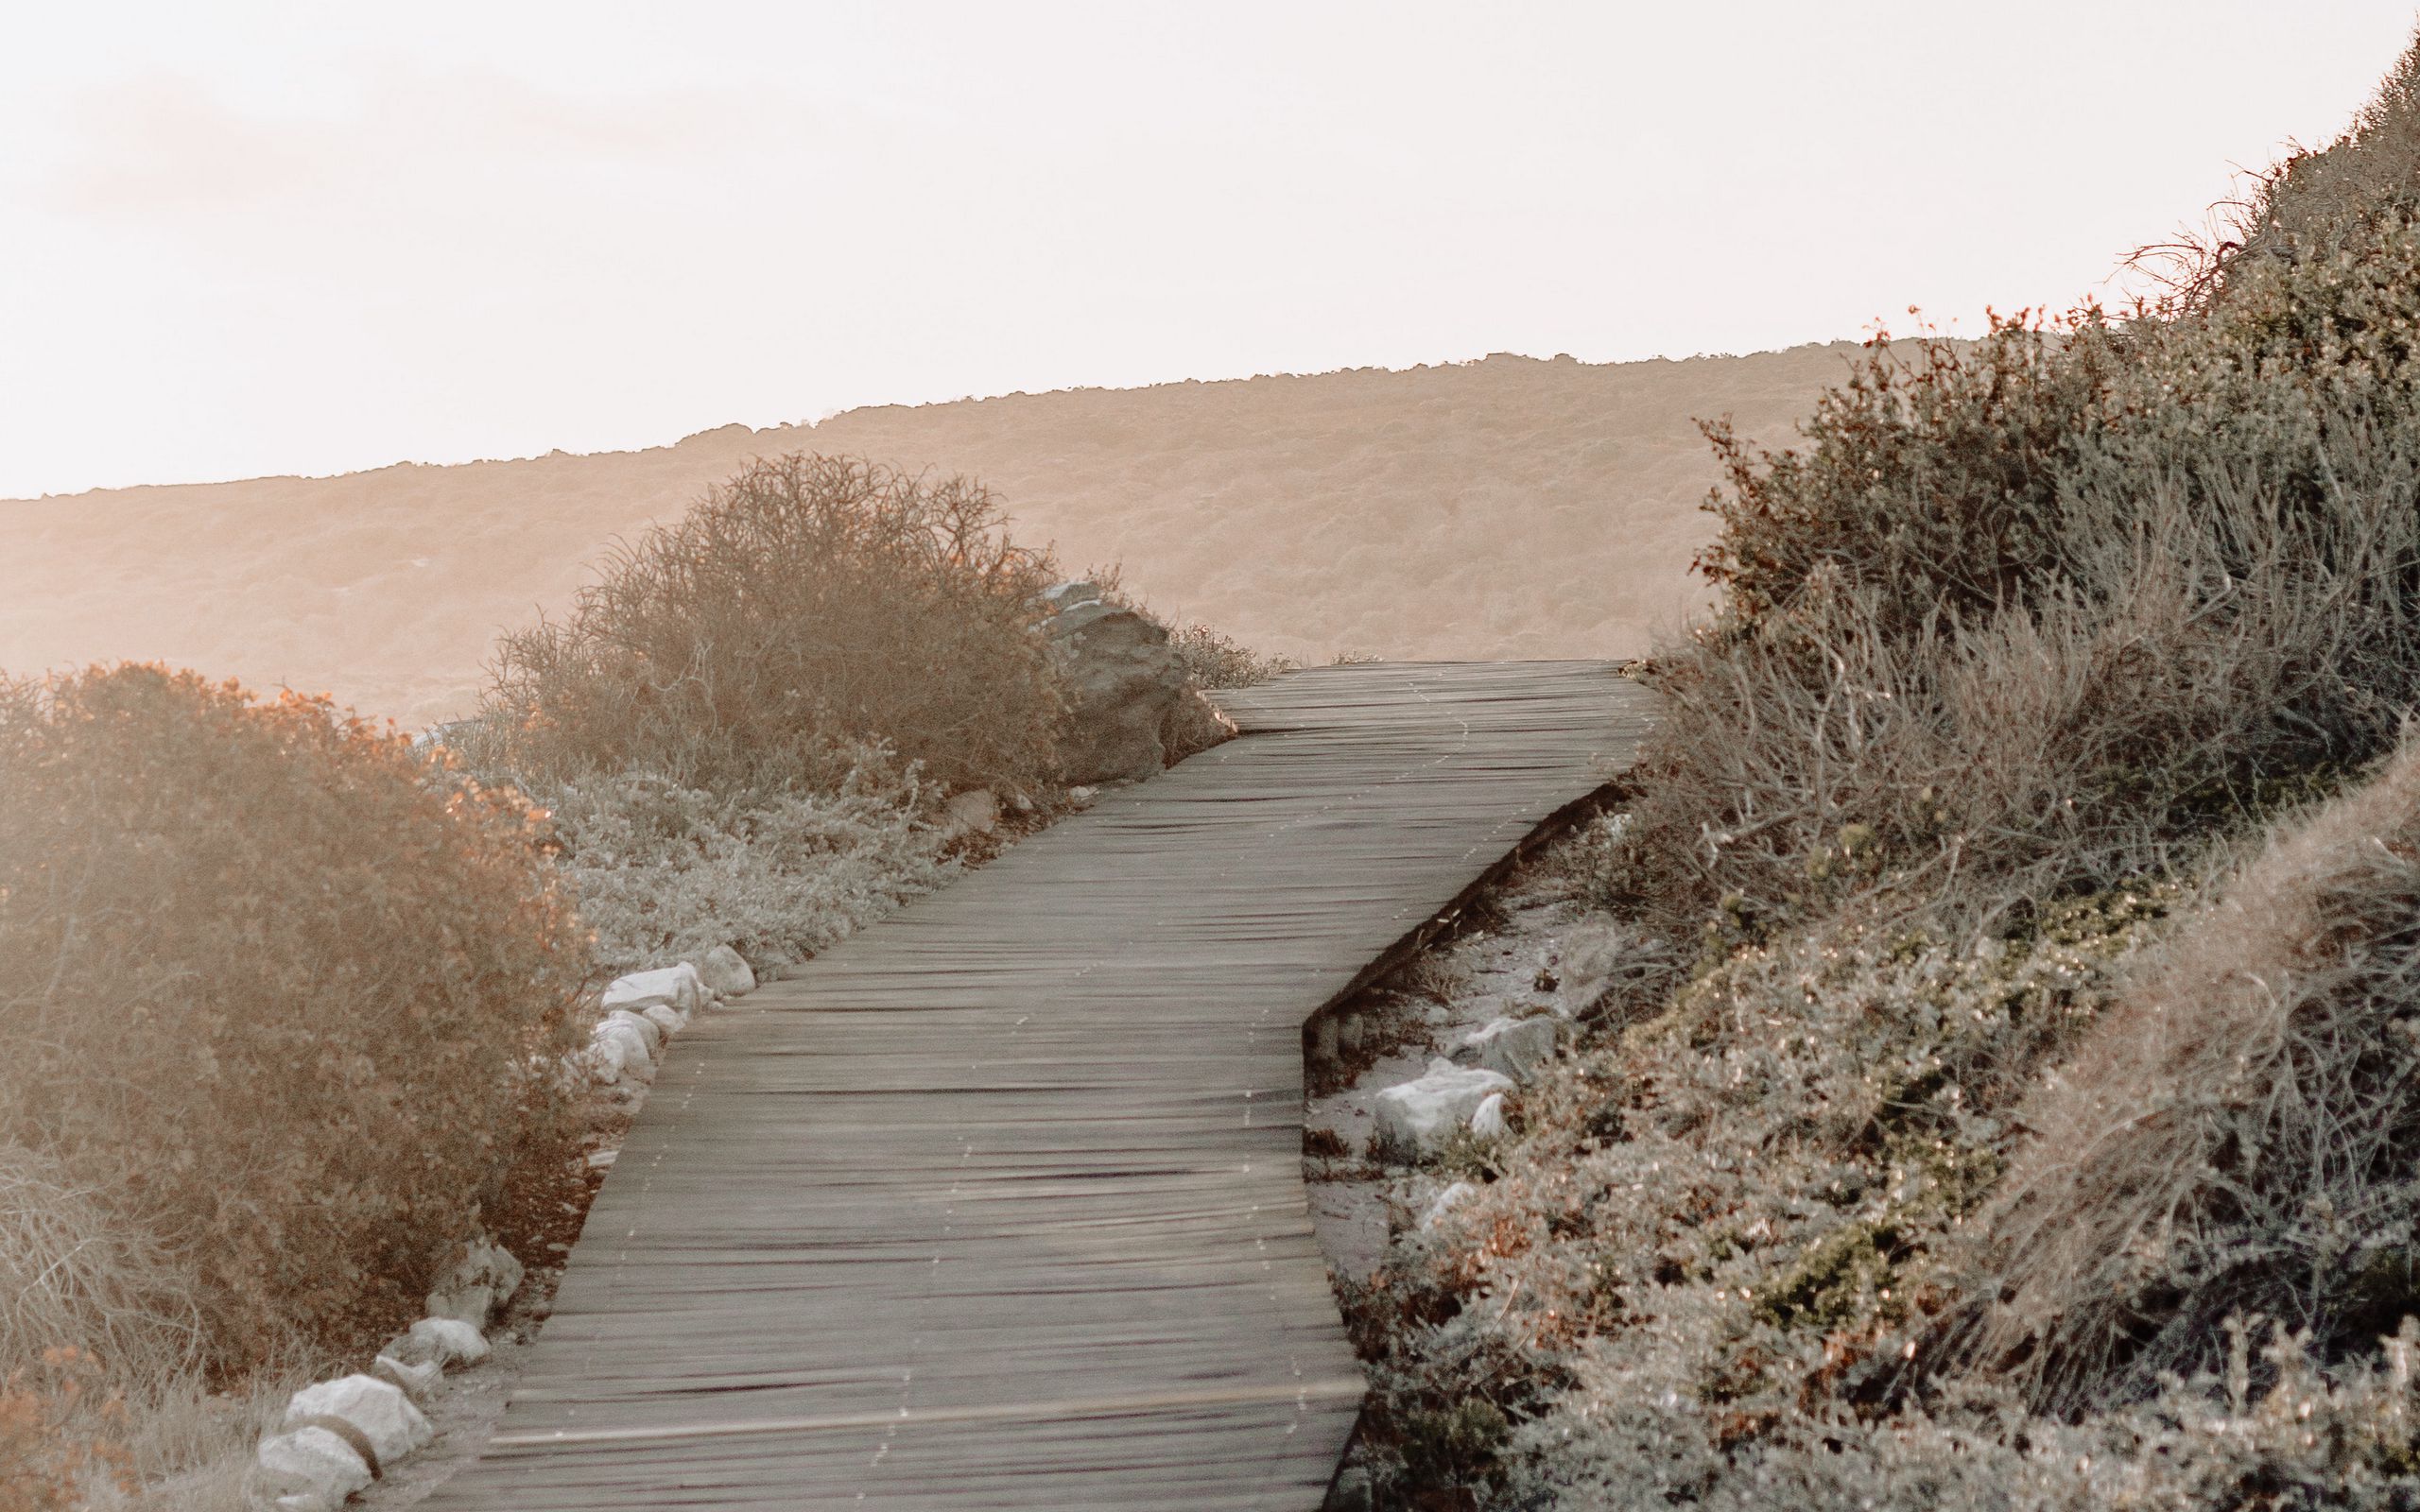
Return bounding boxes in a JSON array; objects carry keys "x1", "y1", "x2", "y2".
[{"x1": 0, "y1": 344, "x2": 1858, "y2": 727}]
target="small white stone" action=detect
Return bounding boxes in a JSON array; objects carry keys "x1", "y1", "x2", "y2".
[
  {"x1": 397, "y1": 1314, "x2": 491, "y2": 1369},
  {"x1": 1453, "y1": 1015, "x2": 1559, "y2": 1084},
  {"x1": 372, "y1": 1351, "x2": 443, "y2": 1402},
  {"x1": 1370, "y1": 1059, "x2": 1514, "y2": 1160},
  {"x1": 256, "y1": 1426, "x2": 372, "y2": 1503},
  {"x1": 1420, "y1": 1180, "x2": 1478, "y2": 1230},
  {"x1": 602, "y1": 963, "x2": 706, "y2": 1016},
  {"x1": 640, "y1": 1003, "x2": 687, "y2": 1040},
  {"x1": 1469, "y1": 1091, "x2": 1509, "y2": 1139},
  {"x1": 285, "y1": 1373, "x2": 433, "y2": 1468},
  {"x1": 692, "y1": 944, "x2": 756, "y2": 998}
]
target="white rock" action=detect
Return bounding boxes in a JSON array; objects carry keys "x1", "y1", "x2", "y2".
[
  {"x1": 691, "y1": 943, "x2": 756, "y2": 998},
  {"x1": 1470, "y1": 1091, "x2": 1509, "y2": 1139},
  {"x1": 1556, "y1": 917, "x2": 1631, "y2": 1007},
  {"x1": 1420, "y1": 1180, "x2": 1479, "y2": 1231},
  {"x1": 425, "y1": 1237, "x2": 524, "y2": 1330},
  {"x1": 1370, "y1": 1059, "x2": 1514, "y2": 1160},
  {"x1": 1453, "y1": 1015, "x2": 1560, "y2": 1084},
  {"x1": 588, "y1": 1016, "x2": 656, "y2": 1083},
  {"x1": 255, "y1": 1427, "x2": 372, "y2": 1503},
  {"x1": 283, "y1": 1373, "x2": 433, "y2": 1468},
  {"x1": 274, "y1": 1494, "x2": 343, "y2": 1512},
  {"x1": 394, "y1": 1314, "x2": 490, "y2": 1370},
  {"x1": 372, "y1": 1351, "x2": 443, "y2": 1402},
  {"x1": 602, "y1": 963, "x2": 705, "y2": 1016},
  {"x1": 600, "y1": 1007, "x2": 666, "y2": 1055},
  {"x1": 640, "y1": 1003, "x2": 688, "y2": 1040},
  {"x1": 942, "y1": 788, "x2": 1000, "y2": 839}
]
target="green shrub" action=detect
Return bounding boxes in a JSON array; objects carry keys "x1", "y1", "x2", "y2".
[
  {"x1": 474, "y1": 454, "x2": 1066, "y2": 796},
  {"x1": 0, "y1": 665, "x2": 585, "y2": 1371}
]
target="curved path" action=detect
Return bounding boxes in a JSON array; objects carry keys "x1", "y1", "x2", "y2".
[{"x1": 424, "y1": 661, "x2": 1652, "y2": 1510}]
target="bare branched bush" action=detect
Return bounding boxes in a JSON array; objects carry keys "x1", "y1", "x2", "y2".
[
  {"x1": 0, "y1": 665, "x2": 585, "y2": 1372},
  {"x1": 1167, "y1": 623, "x2": 1298, "y2": 689},
  {"x1": 473, "y1": 455, "x2": 1066, "y2": 796}
]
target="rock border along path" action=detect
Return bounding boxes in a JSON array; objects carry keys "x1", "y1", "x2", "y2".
[{"x1": 419, "y1": 662, "x2": 1653, "y2": 1511}]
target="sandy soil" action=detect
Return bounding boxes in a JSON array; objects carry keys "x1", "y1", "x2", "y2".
[
  {"x1": 0, "y1": 345, "x2": 1857, "y2": 728},
  {"x1": 1305, "y1": 847, "x2": 1610, "y2": 1284}
]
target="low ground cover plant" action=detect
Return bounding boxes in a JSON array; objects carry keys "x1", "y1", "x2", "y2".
[{"x1": 539, "y1": 762, "x2": 954, "y2": 975}]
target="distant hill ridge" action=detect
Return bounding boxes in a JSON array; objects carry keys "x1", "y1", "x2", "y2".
[{"x1": 0, "y1": 342, "x2": 1862, "y2": 727}]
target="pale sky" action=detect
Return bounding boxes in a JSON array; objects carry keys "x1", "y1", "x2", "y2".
[{"x1": 3, "y1": 1, "x2": 2415, "y2": 501}]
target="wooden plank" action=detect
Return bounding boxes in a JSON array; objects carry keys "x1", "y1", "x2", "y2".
[{"x1": 421, "y1": 661, "x2": 1652, "y2": 1510}]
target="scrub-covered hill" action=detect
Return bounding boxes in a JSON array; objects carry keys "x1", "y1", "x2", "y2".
[{"x1": 0, "y1": 343, "x2": 1858, "y2": 726}]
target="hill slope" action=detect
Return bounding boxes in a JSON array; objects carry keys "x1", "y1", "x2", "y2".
[{"x1": 0, "y1": 343, "x2": 1858, "y2": 727}]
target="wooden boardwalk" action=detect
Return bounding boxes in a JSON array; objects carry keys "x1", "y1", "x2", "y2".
[{"x1": 424, "y1": 661, "x2": 1652, "y2": 1510}]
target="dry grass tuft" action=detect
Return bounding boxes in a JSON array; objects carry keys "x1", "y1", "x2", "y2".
[
  {"x1": 0, "y1": 1145, "x2": 198, "y2": 1392},
  {"x1": 1965, "y1": 737, "x2": 2420, "y2": 1413}
]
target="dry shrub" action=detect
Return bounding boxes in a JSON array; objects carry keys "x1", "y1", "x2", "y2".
[
  {"x1": 1612, "y1": 234, "x2": 2420, "y2": 954},
  {"x1": 1965, "y1": 738, "x2": 2420, "y2": 1414},
  {"x1": 0, "y1": 1144, "x2": 198, "y2": 1390},
  {"x1": 475, "y1": 454, "x2": 1066, "y2": 796},
  {"x1": 0, "y1": 664, "x2": 585, "y2": 1372},
  {"x1": 1167, "y1": 622, "x2": 1298, "y2": 689}
]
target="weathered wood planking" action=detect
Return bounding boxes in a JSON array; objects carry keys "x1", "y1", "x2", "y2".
[{"x1": 422, "y1": 661, "x2": 1653, "y2": 1510}]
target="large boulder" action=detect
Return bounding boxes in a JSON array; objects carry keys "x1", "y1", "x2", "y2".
[
  {"x1": 1371, "y1": 1059, "x2": 1515, "y2": 1160},
  {"x1": 1039, "y1": 586, "x2": 1189, "y2": 784}
]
